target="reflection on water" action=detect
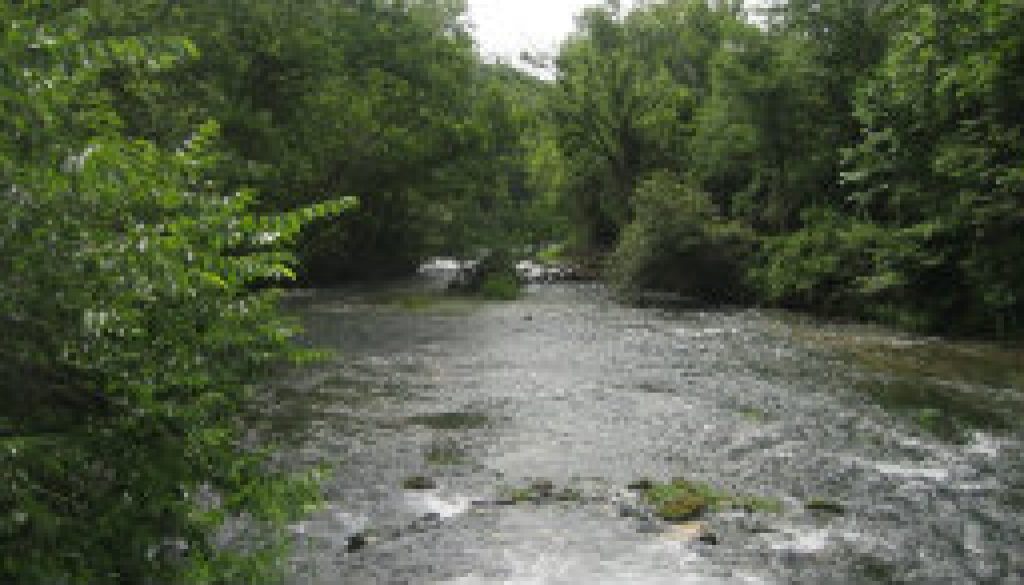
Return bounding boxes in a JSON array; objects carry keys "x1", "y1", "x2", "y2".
[{"x1": 268, "y1": 282, "x2": 1024, "y2": 584}]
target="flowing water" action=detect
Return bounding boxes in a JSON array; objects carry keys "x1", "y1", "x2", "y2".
[{"x1": 267, "y1": 280, "x2": 1024, "y2": 584}]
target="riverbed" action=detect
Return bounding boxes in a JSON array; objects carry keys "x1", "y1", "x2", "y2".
[{"x1": 268, "y1": 281, "x2": 1024, "y2": 584}]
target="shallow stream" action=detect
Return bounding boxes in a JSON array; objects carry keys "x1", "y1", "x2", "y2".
[{"x1": 269, "y1": 281, "x2": 1024, "y2": 584}]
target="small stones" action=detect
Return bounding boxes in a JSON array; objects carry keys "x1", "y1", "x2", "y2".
[
  {"x1": 495, "y1": 479, "x2": 584, "y2": 505},
  {"x1": 698, "y1": 532, "x2": 720, "y2": 545},
  {"x1": 635, "y1": 519, "x2": 665, "y2": 534},
  {"x1": 345, "y1": 533, "x2": 368, "y2": 553},
  {"x1": 618, "y1": 501, "x2": 651, "y2": 520},
  {"x1": 554, "y1": 487, "x2": 583, "y2": 502},
  {"x1": 530, "y1": 478, "x2": 555, "y2": 498}
]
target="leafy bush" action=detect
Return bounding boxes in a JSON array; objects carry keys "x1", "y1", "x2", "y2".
[
  {"x1": 609, "y1": 174, "x2": 755, "y2": 304},
  {"x1": 480, "y1": 273, "x2": 522, "y2": 300},
  {"x1": 750, "y1": 209, "x2": 958, "y2": 331},
  {"x1": 0, "y1": 8, "x2": 348, "y2": 583},
  {"x1": 449, "y1": 249, "x2": 523, "y2": 300}
]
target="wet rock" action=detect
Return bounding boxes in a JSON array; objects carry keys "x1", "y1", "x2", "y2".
[
  {"x1": 346, "y1": 530, "x2": 379, "y2": 553},
  {"x1": 635, "y1": 519, "x2": 665, "y2": 534},
  {"x1": 657, "y1": 494, "x2": 708, "y2": 523},
  {"x1": 627, "y1": 478, "x2": 656, "y2": 491},
  {"x1": 530, "y1": 478, "x2": 555, "y2": 498},
  {"x1": 698, "y1": 532, "x2": 720, "y2": 545},
  {"x1": 618, "y1": 502, "x2": 652, "y2": 520},
  {"x1": 662, "y1": 521, "x2": 706, "y2": 541},
  {"x1": 407, "y1": 513, "x2": 443, "y2": 533},
  {"x1": 402, "y1": 475, "x2": 437, "y2": 490},
  {"x1": 554, "y1": 487, "x2": 583, "y2": 502},
  {"x1": 805, "y1": 498, "x2": 845, "y2": 515}
]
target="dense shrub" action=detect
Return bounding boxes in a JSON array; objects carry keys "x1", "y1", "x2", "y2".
[
  {"x1": 0, "y1": 7, "x2": 347, "y2": 583},
  {"x1": 750, "y1": 210, "x2": 961, "y2": 332},
  {"x1": 609, "y1": 174, "x2": 755, "y2": 304}
]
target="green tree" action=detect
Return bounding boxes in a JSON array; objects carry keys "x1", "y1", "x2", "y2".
[
  {"x1": 842, "y1": 0, "x2": 1024, "y2": 335},
  {"x1": 0, "y1": 5, "x2": 348, "y2": 582}
]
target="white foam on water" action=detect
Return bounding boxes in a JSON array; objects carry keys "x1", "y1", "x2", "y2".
[
  {"x1": 436, "y1": 540, "x2": 772, "y2": 585},
  {"x1": 769, "y1": 527, "x2": 832, "y2": 553},
  {"x1": 406, "y1": 491, "x2": 473, "y2": 519},
  {"x1": 965, "y1": 431, "x2": 1003, "y2": 457},
  {"x1": 872, "y1": 462, "x2": 950, "y2": 482}
]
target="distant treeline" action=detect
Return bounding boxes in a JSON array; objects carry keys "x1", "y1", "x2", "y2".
[{"x1": 551, "y1": 0, "x2": 1023, "y2": 339}]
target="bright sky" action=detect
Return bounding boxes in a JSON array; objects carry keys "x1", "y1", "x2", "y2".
[
  {"x1": 465, "y1": 1, "x2": 773, "y2": 67},
  {"x1": 465, "y1": 0, "x2": 622, "y2": 62}
]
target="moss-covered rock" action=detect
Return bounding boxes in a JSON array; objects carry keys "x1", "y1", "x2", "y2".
[{"x1": 638, "y1": 477, "x2": 783, "y2": 523}]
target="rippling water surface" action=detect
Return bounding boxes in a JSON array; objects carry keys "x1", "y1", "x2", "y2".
[{"x1": 268, "y1": 281, "x2": 1024, "y2": 584}]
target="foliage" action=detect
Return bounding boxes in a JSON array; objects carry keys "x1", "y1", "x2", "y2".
[
  {"x1": 449, "y1": 249, "x2": 523, "y2": 300},
  {"x1": 480, "y1": 274, "x2": 522, "y2": 301},
  {"x1": 840, "y1": 0, "x2": 1024, "y2": 336},
  {"x1": 609, "y1": 174, "x2": 755, "y2": 303},
  {"x1": 551, "y1": 0, "x2": 1023, "y2": 338},
  {"x1": 0, "y1": 4, "x2": 348, "y2": 583},
  {"x1": 81, "y1": 0, "x2": 551, "y2": 283}
]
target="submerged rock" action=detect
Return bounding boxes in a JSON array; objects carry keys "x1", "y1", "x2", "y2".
[
  {"x1": 530, "y1": 478, "x2": 555, "y2": 498},
  {"x1": 698, "y1": 532, "x2": 720, "y2": 545},
  {"x1": 627, "y1": 478, "x2": 656, "y2": 491},
  {"x1": 635, "y1": 519, "x2": 666, "y2": 534},
  {"x1": 805, "y1": 498, "x2": 846, "y2": 515},
  {"x1": 402, "y1": 475, "x2": 437, "y2": 490}
]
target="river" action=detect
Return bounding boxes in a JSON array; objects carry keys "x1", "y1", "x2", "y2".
[{"x1": 266, "y1": 280, "x2": 1024, "y2": 584}]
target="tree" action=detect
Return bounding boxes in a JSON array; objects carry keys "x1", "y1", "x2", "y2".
[{"x1": 0, "y1": 5, "x2": 348, "y2": 582}]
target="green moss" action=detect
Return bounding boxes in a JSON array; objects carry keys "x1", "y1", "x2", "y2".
[
  {"x1": 497, "y1": 480, "x2": 583, "y2": 503},
  {"x1": 739, "y1": 407, "x2": 770, "y2": 422},
  {"x1": 501, "y1": 487, "x2": 537, "y2": 503},
  {"x1": 641, "y1": 478, "x2": 783, "y2": 522},
  {"x1": 554, "y1": 487, "x2": 583, "y2": 501},
  {"x1": 736, "y1": 495, "x2": 785, "y2": 514},
  {"x1": 643, "y1": 478, "x2": 723, "y2": 522}
]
